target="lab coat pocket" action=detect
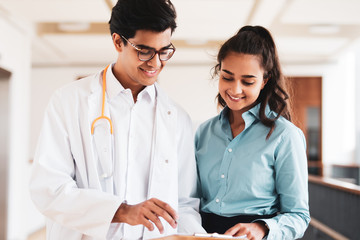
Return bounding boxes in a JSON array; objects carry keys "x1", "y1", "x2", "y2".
[{"x1": 92, "y1": 119, "x2": 114, "y2": 191}]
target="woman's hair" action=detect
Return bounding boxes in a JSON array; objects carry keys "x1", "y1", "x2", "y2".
[
  {"x1": 214, "y1": 25, "x2": 291, "y2": 139},
  {"x1": 109, "y1": 0, "x2": 177, "y2": 44}
]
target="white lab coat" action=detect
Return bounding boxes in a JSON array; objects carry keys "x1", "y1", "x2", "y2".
[{"x1": 29, "y1": 69, "x2": 203, "y2": 240}]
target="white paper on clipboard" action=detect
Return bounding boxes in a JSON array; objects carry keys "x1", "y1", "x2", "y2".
[{"x1": 194, "y1": 233, "x2": 247, "y2": 239}]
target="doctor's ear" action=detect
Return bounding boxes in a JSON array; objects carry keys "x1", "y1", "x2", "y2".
[{"x1": 112, "y1": 33, "x2": 123, "y2": 52}]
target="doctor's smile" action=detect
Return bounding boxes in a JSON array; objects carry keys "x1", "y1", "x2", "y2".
[{"x1": 140, "y1": 67, "x2": 159, "y2": 77}]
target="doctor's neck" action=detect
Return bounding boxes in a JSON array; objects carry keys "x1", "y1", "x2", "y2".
[{"x1": 112, "y1": 63, "x2": 147, "y2": 102}]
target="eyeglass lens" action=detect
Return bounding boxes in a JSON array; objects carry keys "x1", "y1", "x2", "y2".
[{"x1": 138, "y1": 48, "x2": 175, "y2": 61}]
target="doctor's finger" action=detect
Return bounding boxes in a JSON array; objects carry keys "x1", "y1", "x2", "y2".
[
  {"x1": 143, "y1": 209, "x2": 164, "y2": 233},
  {"x1": 141, "y1": 217, "x2": 155, "y2": 232},
  {"x1": 150, "y1": 201, "x2": 178, "y2": 228},
  {"x1": 151, "y1": 198, "x2": 178, "y2": 220}
]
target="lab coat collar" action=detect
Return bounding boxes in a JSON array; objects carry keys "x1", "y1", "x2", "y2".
[
  {"x1": 153, "y1": 82, "x2": 170, "y2": 108},
  {"x1": 105, "y1": 63, "x2": 123, "y2": 100}
]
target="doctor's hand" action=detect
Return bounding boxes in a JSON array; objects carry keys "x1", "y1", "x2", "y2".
[
  {"x1": 224, "y1": 222, "x2": 268, "y2": 240},
  {"x1": 112, "y1": 198, "x2": 179, "y2": 234}
]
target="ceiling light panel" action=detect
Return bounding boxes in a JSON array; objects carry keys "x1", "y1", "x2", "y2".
[
  {"x1": 276, "y1": 37, "x2": 348, "y2": 56},
  {"x1": 282, "y1": 0, "x2": 360, "y2": 25},
  {"x1": 171, "y1": 0, "x2": 255, "y2": 40}
]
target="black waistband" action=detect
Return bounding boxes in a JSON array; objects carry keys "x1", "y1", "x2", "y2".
[{"x1": 200, "y1": 211, "x2": 277, "y2": 234}]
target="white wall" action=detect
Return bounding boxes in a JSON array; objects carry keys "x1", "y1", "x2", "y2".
[
  {"x1": 0, "y1": 15, "x2": 37, "y2": 239},
  {"x1": 355, "y1": 44, "x2": 360, "y2": 165}
]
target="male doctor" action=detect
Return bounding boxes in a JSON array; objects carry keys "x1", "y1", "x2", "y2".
[{"x1": 29, "y1": 0, "x2": 204, "y2": 239}]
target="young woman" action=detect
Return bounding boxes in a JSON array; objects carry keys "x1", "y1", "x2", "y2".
[{"x1": 195, "y1": 26, "x2": 310, "y2": 240}]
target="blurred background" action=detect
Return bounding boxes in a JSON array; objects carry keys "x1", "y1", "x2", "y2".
[{"x1": 0, "y1": 0, "x2": 360, "y2": 239}]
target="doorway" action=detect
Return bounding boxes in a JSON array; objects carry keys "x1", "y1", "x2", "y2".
[{"x1": 288, "y1": 76, "x2": 322, "y2": 176}]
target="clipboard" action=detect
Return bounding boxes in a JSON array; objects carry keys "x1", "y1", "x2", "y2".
[{"x1": 151, "y1": 233, "x2": 248, "y2": 240}]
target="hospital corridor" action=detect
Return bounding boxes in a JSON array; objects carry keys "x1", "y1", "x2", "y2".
[{"x1": 1, "y1": 0, "x2": 360, "y2": 239}]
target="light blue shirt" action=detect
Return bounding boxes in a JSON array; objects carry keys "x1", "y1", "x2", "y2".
[{"x1": 195, "y1": 104, "x2": 310, "y2": 239}]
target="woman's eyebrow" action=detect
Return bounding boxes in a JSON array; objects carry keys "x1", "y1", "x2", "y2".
[
  {"x1": 242, "y1": 75, "x2": 257, "y2": 78},
  {"x1": 222, "y1": 69, "x2": 257, "y2": 79},
  {"x1": 222, "y1": 69, "x2": 234, "y2": 75}
]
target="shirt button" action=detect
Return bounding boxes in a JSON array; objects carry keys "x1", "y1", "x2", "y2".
[
  {"x1": 216, "y1": 199, "x2": 220, "y2": 203},
  {"x1": 221, "y1": 174, "x2": 225, "y2": 179},
  {"x1": 228, "y1": 148, "x2": 232, "y2": 152}
]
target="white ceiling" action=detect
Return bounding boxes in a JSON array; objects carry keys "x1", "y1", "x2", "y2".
[{"x1": 1, "y1": 0, "x2": 360, "y2": 66}]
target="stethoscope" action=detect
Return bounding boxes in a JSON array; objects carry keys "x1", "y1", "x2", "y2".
[
  {"x1": 91, "y1": 64, "x2": 113, "y2": 135},
  {"x1": 90, "y1": 64, "x2": 114, "y2": 182},
  {"x1": 89, "y1": 64, "x2": 159, "y2": 184}
]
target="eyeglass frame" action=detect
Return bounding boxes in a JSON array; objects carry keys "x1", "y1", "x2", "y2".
[{"x1": 120, "y1": 35, "x2": 176, "y2": 61}]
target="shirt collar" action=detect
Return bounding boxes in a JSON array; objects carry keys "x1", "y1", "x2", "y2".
[
  {"x1": 218, "y1": 103, "x2": 275, "y2": 124},
  {"x1": 105, "y1": 63, "x2": 156, "y2": 103},
  {"x1": 137, "y1": 84, "x2": 156, "y2": 103},
  {"x1": 247, "y1": 103, "x2": 277, "y2": 120}
]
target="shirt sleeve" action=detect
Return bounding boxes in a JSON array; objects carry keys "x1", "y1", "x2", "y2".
[
  {"x1": 176, "y1": 110, "x2": 206, "y2": 234},
  {"x1": 29, "y1": 90, "x2": 123, "y2": 239},
  {"x1": 259, "y1": 127, "x2": 310, "y2": 239}
]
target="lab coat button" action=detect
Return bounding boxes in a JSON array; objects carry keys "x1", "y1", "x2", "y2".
[
  {"x1": 221, "y1": 174, "x2": 225, "y2": 179},
  {"x1": 216, "y1": 199, "x2": 220, "y2": 203},
  {"x1": 228, "y1": 148, "x2": 232, "y2": 152}
]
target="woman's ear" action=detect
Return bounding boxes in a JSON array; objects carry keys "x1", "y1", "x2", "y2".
[
  {"x1": 112, "y1": 33, "x2": 123, "y2": 52},
  {"x1": 261, "y1": 73, "x2": 270, "y2": 89},
  {"x1": 261, "y1": 77, "x2": 269, "y2": 89}
]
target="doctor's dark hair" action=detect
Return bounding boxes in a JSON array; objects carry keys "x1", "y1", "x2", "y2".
[
  {"x1": 109, "y1": 0, "x2": 177, "y2": 43},
  {"x1": 214, "y1": 25, "x2": 291, "y2": 139}
]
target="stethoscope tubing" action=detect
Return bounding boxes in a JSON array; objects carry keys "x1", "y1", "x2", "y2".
[{"x1": 91, "y1": 64, "x2": 113, "y2": 135}]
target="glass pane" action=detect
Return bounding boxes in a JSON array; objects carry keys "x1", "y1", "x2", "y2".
[{"x1": 307, "y1": 107, "x2": 321, "y2": 175}]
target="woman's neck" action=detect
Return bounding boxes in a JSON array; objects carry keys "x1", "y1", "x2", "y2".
[{"x1": 228, "y1": 110, "x2": 245, "y2": 138}]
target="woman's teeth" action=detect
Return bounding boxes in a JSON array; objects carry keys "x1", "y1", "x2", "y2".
[
  {"x1": 228, "y1": 93, "x2": 240, "y2": 100},
  {"x1": 143, "y1": 69, "x2": 156, "y2": 74}
]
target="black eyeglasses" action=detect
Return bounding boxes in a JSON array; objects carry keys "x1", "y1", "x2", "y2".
[{"x1": 121, "y1": 35, "x2": 176, "y2": 61}]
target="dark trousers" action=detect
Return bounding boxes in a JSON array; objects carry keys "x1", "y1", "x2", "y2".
[{"x1": 200, "y1": 211, "x2": 277, "y2": 234}]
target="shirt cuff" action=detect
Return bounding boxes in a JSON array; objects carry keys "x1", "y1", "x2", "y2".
[{"x1": 254, "y1": 218, "x2": 279, "y2": 240}]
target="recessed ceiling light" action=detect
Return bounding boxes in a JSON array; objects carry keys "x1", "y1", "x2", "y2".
[
  {"x1": 309, "y1": 24, "x2": 340, "y2": 35},
  {"x1": 185, "y1": 39, "x2": 209, "y2": 45},
  {"x1": 58, "y1": 22, "x2": 90, "y2": 32}
]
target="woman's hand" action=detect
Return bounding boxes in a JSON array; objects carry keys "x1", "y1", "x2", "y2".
[{"x1": 224, "y1": 222, "x2": 268, "y2": 240}]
